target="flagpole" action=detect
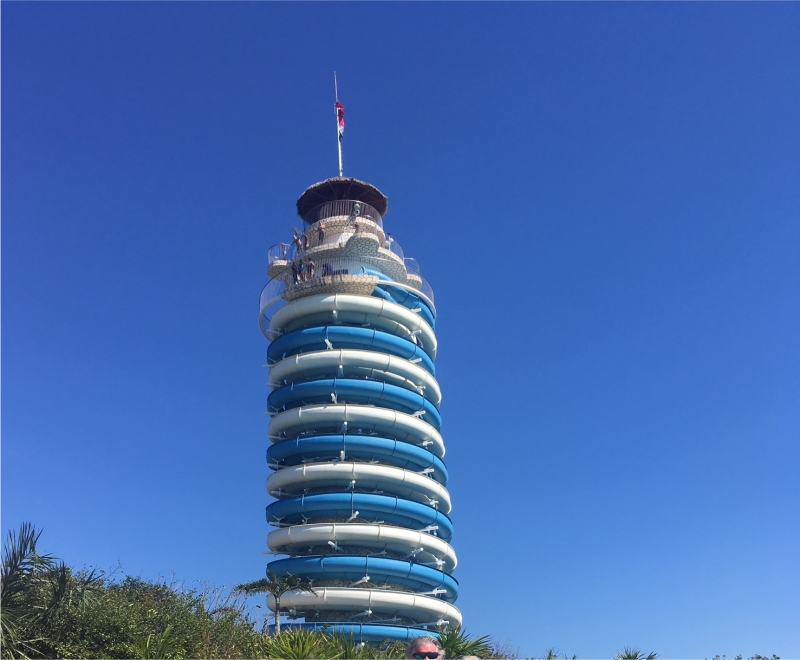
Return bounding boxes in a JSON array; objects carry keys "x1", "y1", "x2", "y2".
[{"x1": 334, "y1": 72, "x2": 343, "y2": 176}]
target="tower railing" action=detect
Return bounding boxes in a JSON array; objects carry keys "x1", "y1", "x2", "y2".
[
  {"x1": 385, "y1": 235, "x2": 404, "y2": 261},
  {"x1": 416, "y1": 274, "x2": 434, "y2": 304},
  {"x1": 259, "y1": 278, "x2": 286, "y2": 319},
  {"x1": 268, "y1": 243, "x2": 290, "y2": 264},
  {"x1": 302, "y1": 199, "x2": 384, "y2": 230},
  {"x1": 273, "y1": 257, "x2": 433, "y2": 303},
  {"x1": 259, "y1": 257, "x2": 436, "y2": 337},
  {"x1": 268, "y1": 219, "x2": 403, "y2": 265}
]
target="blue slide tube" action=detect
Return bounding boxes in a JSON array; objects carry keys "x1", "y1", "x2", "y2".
[
  {"x1": 268, "y1": 326, "x2": 435, "y2": 375},
  {"x1": 356, "y1": 266, "x2": 436, "y2": 328},
  {"x1": 272, "y1": 363, "x2": 441, "y2": 407},
  {"x1": 370, "y1": 285, "x2": 436, "y2": 329},
  {"x1": 266, "y1": 435, "x2": 448, "y2": 485},
  {"x1": 267, "y1": 623, "x2": 435, "y2": 643},
  {"x1": 266, "y1": 493, "x2": 454, "y2": 541},
  {"x1": 268, "y1": 556, "x2": 458, "y2": 602},
  {"x1": 268, "y1": 378, "x2": 442, "y2": 429}
]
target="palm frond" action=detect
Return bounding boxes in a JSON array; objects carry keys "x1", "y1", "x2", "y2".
[
  {"x1": 262, "y1": 627, "x2": 336, "y2": 659},
  {"x1": 615, "y1": 647, "x2": 658, "y2": 660},
  {"x1": 541, "y1": 649, "x2": 577, "y2": 660},
  {"x1": 1, "y1": 522, "x2": 57, "y2": 658},
  {"x1": 437, "y1": 625, "x2": 492, "y2": 658}
]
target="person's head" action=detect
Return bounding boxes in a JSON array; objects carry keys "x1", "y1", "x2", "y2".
[{"x1": 405, "y1": 636, "x2": 443, "y2": 660}]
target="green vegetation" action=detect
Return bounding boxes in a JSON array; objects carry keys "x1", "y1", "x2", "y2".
[
  {"x1": 436, "y1": 626, "x2": 492, "y2": 659},
  {"x1": 0, "y1": 523, "x2": 491, "y2": 659},
  {"x1": 234, "y1": 572, "x2": 316, "y2": 635},
  {"x1": 614, "y1": 649, "x2": 657, "y2": 660},
  {"x1": 1, "y1": 523, "x2": 781, "y2": 659},
  {"x1": 706, "y1": 657, "x2": 781, "y2": 660}
]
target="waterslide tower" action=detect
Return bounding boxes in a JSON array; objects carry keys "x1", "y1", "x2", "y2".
[{"x1": 259, "y1": 176, "x2": 460, "y2": 641}]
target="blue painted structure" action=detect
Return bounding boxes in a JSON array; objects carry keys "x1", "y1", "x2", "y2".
[{"x1": 258, "y1": 177, "x2": 460, "y2": 641}]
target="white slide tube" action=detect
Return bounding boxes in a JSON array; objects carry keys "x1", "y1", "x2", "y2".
[
  {"x1": 267, "y1": 523, "x2": 457, "y2": 572},
  {"x1": 268, "y1": 404, "x2": 446, "y2": 458},
  {"x1": 269, "y1": 588, "x2": 462, "y2": 627},
  {"x1": 269, "y1": 294, "x2": 437, "y2": 358},
  {"x1": 270, "y1": 349, "x2": 442, "y2": 407},
  {"x1": 267, "y1": 463, "x2": 452, "y2": 514}
]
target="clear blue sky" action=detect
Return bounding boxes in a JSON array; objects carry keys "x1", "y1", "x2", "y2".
[{"x1": 3, "y1": 3, "x2": 799, "y2": 657}]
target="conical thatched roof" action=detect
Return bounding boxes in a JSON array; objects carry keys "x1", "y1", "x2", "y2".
[{"x1": 296, "y1": 177, "x2": 388, "y2": 219}]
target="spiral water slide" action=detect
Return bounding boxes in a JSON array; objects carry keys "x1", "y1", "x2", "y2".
[{"x1": 262, "y1": 268, "x2": 461, "y2": 641}]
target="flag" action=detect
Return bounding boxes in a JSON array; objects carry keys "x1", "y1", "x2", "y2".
[{"x1": 335, "y1": 101, "x2": 345, "y2": 141}]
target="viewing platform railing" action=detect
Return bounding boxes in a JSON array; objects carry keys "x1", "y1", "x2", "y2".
[
  {"x1": 282, "y1": 256, "x2": 427, "y2": 291},
  {"x1": 302, "y1": 199, "x2": 383, "y2": 230},
  {"x1": 385, "y1": 235, "x2": 404, "y2": 261},
  {"x1": 260, "y1": 256, "x2": 436, "y2": 335},
  {"x1": 268, "y1": 226, "x2": 405, "y2": 266},
  {"x1": 260, "y1": 277, "x2": 286, "y2": 314},
  {"x1": 415, "y1": 273, "x2": 434, "y2": 304},
  {"x1": 279, "y1": 257, "x2": 433, "y2": 303}
]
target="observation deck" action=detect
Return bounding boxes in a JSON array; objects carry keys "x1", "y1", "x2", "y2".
[
  {"x1": 260, "y1": 190, "x2": 433, "y2": 336},
  {"x1": 296, "y1": 176, "x2": 389, "y2": 220}
]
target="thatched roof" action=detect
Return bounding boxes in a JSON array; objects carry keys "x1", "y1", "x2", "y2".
[{"x1": 296, "y1": 177, "x2": 388, "y2": 219}]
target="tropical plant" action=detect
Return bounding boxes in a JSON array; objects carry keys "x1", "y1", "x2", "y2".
[
  {"x1": 325, "y1": 630, "x2": 369, "y2": 659},
  {"x1": 436, "y1": 624, "x2": 492, "y2": 659},
  {"x1": 706, "y1": 656, "x2": 780, "y2": 660},
  {"x1": 131, "y1": 625, "x2": 181, "y2": 660},
  {"x1": 322, "y1": 631, "x2": 406, "y2": 659},
  {"x1": 541, "y1": 649, "x2": 577, "y2": 660},
  {"x1": 487, "y1": 639, "x2": 522, "y2": 659},
  {"x1": 615, "y1": 648, "x2": 657, "y2": 660},
  {"x1": 1, "y1": 521, "x2": 56, "y2": 658},
  {"x1": 2, "y1": 522, "x2": 270, "y2": 659},
  {"x1": 234, "y1": 571, "x2": 317, "y2": 635},
  {"x1": 379, "y1": 640, "x2": 408, "y2": 658},
  {"x1": 261, "y1": 626, "x2": 334, "y2": 659},
  {"x1": 3, "y1": 523, "x2": 515, "y2": 659}
]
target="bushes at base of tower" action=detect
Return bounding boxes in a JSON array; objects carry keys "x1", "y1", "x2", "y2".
[
  {"x1": 0, "y1": 523, "x2": 498, "y2": 660},
  {"x1": 7, "y1": 523, "x2": 783, "y2": 660}
]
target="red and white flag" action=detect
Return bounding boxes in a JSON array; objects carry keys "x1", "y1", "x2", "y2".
[{"x1": 335, "y1": 101, "x2": 345, "y2": 141}]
